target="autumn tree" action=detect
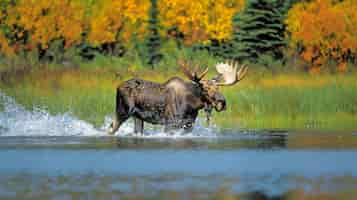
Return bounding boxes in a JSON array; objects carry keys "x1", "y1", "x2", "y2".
[
  {"x1": 285, "y1": 0, "x2": 357, "y2": 72},
  {"x1": 1, "y1": 0, "x2": 248, "y2": 62},
  {"x1": 0, "y1": 0, "x2": 151, "y2": 60},
  {"x1": 86, "y1": 0, "x2": 150, "y2": 48},
  {"x1": 158, "y1": 0, "x2": 245, "y2": 45},
  {"x1": 1, "y1": 0, "x2": 86, "y2": 63},
  {"x1": 9, "y1": 0, "x2": 85, "y2": 49}
]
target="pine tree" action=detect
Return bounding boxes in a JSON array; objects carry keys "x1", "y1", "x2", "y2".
[
  {"x1": 145, "y1": 0, "x2": 163, "y2": 68},
  {"x1": 232, "y1": 0, "x2": 286, "y2": 63},
  {"x1": 207, "y1": 39, "x2": 235, "y2": 60}
]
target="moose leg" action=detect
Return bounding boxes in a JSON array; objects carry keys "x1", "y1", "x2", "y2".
[
  {"x1": 164, "y1": 124, "x2": 175, "y2": 134},
  {"x1": 164, "y1": 118, "x2": 183, "y2": 134},
  {"x1": 163, "y1": 90, "x2": 181, "y2": 134},
  {"x1": 134, "y1": 118, "x2": 144, "y2": 135},
  {"x1": 108, "y1": 115, "x2": 128, "y2": 135},
  {"x1": 108, "y1": 89, "x2": 131, "y2": 135}
]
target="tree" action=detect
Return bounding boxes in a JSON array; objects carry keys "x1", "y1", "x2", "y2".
[
  {"x1": 285, "y1": 0, "x2": 357, "y2": 72},
  {"x1": 145, "y1": 0, "x2": 163, "y2": 68},
  {"x1": 1, "y1": 0, "x2": 86, "y2": 62},
  {"x1": 232, "y1": 0, "x2": 286, "y2": 63},
  {"x1": 87, "y1": 0, "x2": 149, "y2": 47},
  {"x1": 158, "y1": 0, "x2": 244, "y2": 45},
  {"x1": 0, "y1": 0, "x2": 14, "y2": 56}
]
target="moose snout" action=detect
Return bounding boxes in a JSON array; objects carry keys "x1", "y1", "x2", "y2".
[{"x1": 214, "y1": 93, "x2": 226, "y2": 112}]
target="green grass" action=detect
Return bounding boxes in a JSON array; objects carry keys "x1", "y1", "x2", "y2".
[
  {"x1": 1, "y1": 61, "x2": 357, "y2": 131},
  {"x1": 215, "y1": 84, "x2": 357, "y2": 131}
]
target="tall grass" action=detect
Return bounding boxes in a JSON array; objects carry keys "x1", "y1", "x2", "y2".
[
  {"x1": 215, "y1": 74, "x2": 357, "y2": 130},
  {"x1": 1, "y1": 57, "x2": 357, "y2": 131}
]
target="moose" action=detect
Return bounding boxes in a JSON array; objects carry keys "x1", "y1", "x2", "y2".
[{"x1": 108, "y1": 60, "x2": 248, "y2": 135}]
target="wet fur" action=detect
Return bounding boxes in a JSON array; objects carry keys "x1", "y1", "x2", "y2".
[{"x1": 108, "y1": 77, "x2": 206, "y2": 135}]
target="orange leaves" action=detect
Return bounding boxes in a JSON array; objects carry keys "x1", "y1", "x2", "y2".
[
  {"x1": 285, "y1": 0, "x2": 357, "y2": 70},
  {"x1": 5, "y1": 0, "x2": 85, "y2": 50}
]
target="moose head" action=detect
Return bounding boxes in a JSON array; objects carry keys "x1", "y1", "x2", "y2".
[{"x1": 179, "y1": 60, "x2": 248, "y2": 112}]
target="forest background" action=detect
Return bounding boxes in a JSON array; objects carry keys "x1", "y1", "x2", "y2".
[{"x1": 0, "y1": 0, "x2": 356, "y2": 131}]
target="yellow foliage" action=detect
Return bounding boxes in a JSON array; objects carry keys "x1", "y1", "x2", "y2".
[
  {"x1": 158, "y1": 0, "x2": 244, "y2": 44},
  {"x1": 0, "y1": 0, "x2": 244, "y2": 55},
  {"x1": 0, "y1": 31, "x2": 14, "y2": 56},
  {"x1": 87, "y1": 0, "x2": 150, "y2": 46}
]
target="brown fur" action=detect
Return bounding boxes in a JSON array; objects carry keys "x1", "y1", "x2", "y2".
[{"x1": 108, "y1": 77, "x2": 226, "y2": 135}]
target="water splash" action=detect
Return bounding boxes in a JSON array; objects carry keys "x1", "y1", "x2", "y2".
[
  {"x1": 0, "y1": 92, "x2": 107, "y2": 136},
  {"x1": 0, "y1": 92, "x2": 218, "y2": 137},
  {"x1": 117, "y1": 119, "x2": 218, "y2": 139}
]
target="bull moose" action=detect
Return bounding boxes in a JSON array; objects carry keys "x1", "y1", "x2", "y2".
[{"x1": 108, "y1": 61, "x2": 248, "y2": 135}]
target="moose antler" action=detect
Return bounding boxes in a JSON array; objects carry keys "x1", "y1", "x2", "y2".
[
  {"x1": 215, "y1": 60, "x2": 248, "y2": 86},
  {"x1": 178, "y1": 60, "x2": 208, "y2": 82}
]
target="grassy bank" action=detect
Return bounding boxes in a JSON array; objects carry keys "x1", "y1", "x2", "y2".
[{"x1": 1, "y1": 65, "x2": 357, "y2": 132}]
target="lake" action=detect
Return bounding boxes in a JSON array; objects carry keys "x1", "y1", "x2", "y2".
[{"x1": 0, "y1": 133, "x2": 357, "y2": 200}]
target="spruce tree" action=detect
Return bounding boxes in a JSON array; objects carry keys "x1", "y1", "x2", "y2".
[
  {"x1": 208, "y1": 39, "x2": 235, "y2": 60},
  {"x1": 232, "y1": 0, "x2": 286, "y2": 63},
  {"x1": 145, "y1": 0, "x2": 163, "y2": 68}
]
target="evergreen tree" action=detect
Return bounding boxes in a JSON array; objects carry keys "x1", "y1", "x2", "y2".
[
  {"x1": 208, "y1": 39, "x2": 235, "y2": 60},
  {"x1": 145, "y1": 0, "x2": 163, "y2": 68},
  {"x1": 232, "y1": 0, "x2": 287, "y2": 63}
]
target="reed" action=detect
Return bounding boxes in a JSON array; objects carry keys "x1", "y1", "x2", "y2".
[{"x1": 1, "y1": 66, "x2": 357, "y2": 131}]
